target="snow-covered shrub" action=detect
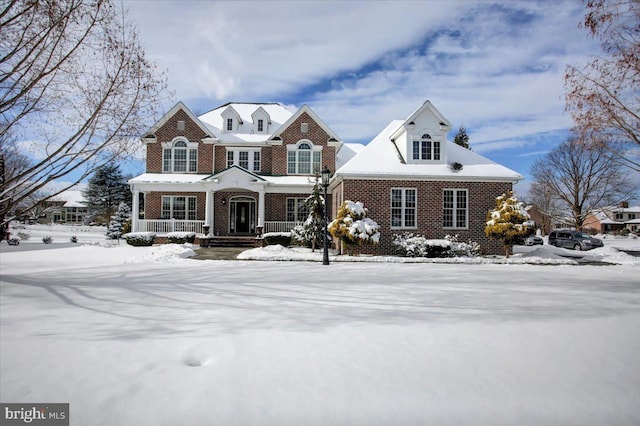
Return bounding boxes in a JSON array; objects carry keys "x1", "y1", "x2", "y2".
[
  {"x1": 7, "y1": 236, "x2": 20, "y2": 245},
  {"x1": 42, "y1": 236, "x2": 53, "y2": 244},
  {"x1": 328, "y1": 200, "x2": 380, "y2": 254},
  {"x1": 70, "y1": 235, "x2": 78, "y2": 243},
  {"x1": 445, "y1": 234, "x2": 481, "y2": 257},
  {"x1": 17, "y1": 231, "x2": 30, "y2": 240},
  {"x1": 166, "y1": 232, "x2": 196, "y2": 244},
  {"x1": 392, "y1": 233, "x2": 450, "y2": 258},
  {"x1": 124, "y1": 232, "x2": 155, "y2": 246},
  {"x1": 263, "y1": 232, "x2": 292, "y2": 247},
  {"x1": 392, "y1": 233, "x2": 481, "y2": 258}
]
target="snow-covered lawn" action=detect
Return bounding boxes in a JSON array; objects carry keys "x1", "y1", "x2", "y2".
[{"x1": 1, "y1": 225, "x2": 640, "y2": 425}]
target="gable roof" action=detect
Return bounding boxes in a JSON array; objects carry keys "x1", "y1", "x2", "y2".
[
  {"x1": 142, "y1": 101, "x2": 214, "y2": 140},
  {"x1": 49, "y1": 190, "x2": 87, "y2": 208},
  {"x1": 336, "y1": 120, "x2": 523, "y2": 182},
  {"x1": 269, "y1": 104, "x2": 342, "y2": 143},
  {"x1": 389, "y1": 100, "x2": 452, "y2": 141},
  {"x1": 203, "y1": 164, "x2": 266, "y2": 182}
]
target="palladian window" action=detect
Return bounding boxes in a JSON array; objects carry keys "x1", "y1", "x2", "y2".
[
  {"x1": 287, "y1": 141, "x2": 321, "y2": 175},
  {"x1": 163, "y1": 140, "x2": 197, "y2": 173}
]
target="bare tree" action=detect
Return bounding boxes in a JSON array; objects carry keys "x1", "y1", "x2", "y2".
[
  {"x1": 565, "y1": 0, "x2": 640, "y2": 171},
  {"x1": 0, "y1": 0, "x2": 168, "y2": 225},
  {"x1": 530, "y1": 136, "x2": 637, "y2": 230},
  {"x1": 526, "y1": 181, "x2": 563, "y2": 234}
]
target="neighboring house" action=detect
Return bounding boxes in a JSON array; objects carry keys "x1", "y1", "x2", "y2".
[
  {"x1": 40, "y1": 190, "x2": 88, "y2": 224},
  {"x1": 583, "y1": 203, "x2": 640, "y2": 234},
  {"x1": 129, "y1": 100, "x2": 523, "y2": 255}
]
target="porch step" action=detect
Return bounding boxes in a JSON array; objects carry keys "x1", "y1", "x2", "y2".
[{"x1": 197, "y1": 236, "x2": 258, "y2": 248}]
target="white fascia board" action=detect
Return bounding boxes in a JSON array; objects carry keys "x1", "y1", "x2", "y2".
[
  {"x1": 335, "y1": 172, "x2": 523, "y2": 183},
  {"x1": 142, "y1": 101, "x2": 214, "y2": 140}
]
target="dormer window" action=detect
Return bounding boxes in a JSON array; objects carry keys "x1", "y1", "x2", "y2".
[
  {"x1": 226, "y1": 118, "x2": 233, "y2": 132},
  {"x1": 412, "y1": 133, "x2": 440, "y2": 161},
  {"x1": 251, "y1": 106, "x2": 271, "y2": 134}
]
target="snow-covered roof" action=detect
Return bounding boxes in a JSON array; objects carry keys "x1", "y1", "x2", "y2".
[
  {"x1": 336, "y1": 143, "x2": 365, "y2": 170},
  {"x1": 49, "y1": 190, "x2": 86, "y2": 208},
  {"x1": 197, "y1": 103, "x2": 294, "y2": 144},
  {"x1": 336, "y1": 121, "x2": 523, "y2": 182},
  {"x1": 128, "y1": 172, "x2": 315, "y2": 188},
  {"x1": 128, "y1": 173, "x2": 211, "y2": 184}
]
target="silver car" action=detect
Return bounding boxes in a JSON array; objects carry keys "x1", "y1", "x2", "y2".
[{"x1": 548, "y1": 230, "x2": 603, "y2": 251}]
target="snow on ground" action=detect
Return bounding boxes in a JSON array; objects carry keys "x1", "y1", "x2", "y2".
[{"x1": 1, "y1": 225, "x2": 640, "y2": 425}]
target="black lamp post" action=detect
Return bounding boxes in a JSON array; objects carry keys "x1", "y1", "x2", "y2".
[{"x1": 321, "y1": 166, "x2": 331, "y2": 265}]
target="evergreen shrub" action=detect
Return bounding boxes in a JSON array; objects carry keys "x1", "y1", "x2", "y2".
[
  {"x1": 124, "y1": 232, "x2": 155, "y2": 246},
  {"x1": 166, "y1": 232, "x2": 196, "y2": 244}
]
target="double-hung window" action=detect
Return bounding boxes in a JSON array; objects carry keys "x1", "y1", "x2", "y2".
[
  {"x1": 162, "y1": 140, "x2": 198, "y2": 173},
  {"x1": 443, "y1": 189, "x2": 468, "y2": 228},
  {"x1": 161, "y1": 196, "x2": 197, "y2": 220},
  {"x1": 391, "y1": 188, "x2": 417, "y2": 228},
  {"x1": 287, "y1": 141, "x2": 321, "y2": 175},
  {"x1": 286, "y1": 198, "x2": 310, "y2": 222}
]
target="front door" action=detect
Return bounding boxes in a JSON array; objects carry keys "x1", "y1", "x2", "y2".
[{"x1": 230, "y1": 197, "x2": 256, "y2": 234}]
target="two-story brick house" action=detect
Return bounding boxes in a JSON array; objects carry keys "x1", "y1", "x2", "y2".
[{"x1": 129, "y1": 100, "x2": 523, "y2": 254}]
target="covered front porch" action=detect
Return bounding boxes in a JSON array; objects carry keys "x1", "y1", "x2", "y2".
[
  {"x1": 129, "y1": 166, "x2": 314, "y2": 238},
  {"x1": 134, "y1": 218, "x2": 301, "y2": 236}
]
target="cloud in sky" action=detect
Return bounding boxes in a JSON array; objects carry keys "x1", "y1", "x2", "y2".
[{"x1": 126, "y1": 0, "x2": 600, "y2": 192}]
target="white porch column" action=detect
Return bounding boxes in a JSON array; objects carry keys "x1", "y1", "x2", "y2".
[
  {"x1": 258, "y1": 189, "x2": 265, "y2": 228},
  {"x1": 131, "y1": 188, "x2": 140, "y2": 232},
  {"x1": 204, "y1": 190, "x2": 213, "y2": 232}
]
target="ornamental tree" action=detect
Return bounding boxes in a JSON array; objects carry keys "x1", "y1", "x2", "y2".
[
  {"x1": 106, "y1": 202, "x2": 131, "y2": 240},
  {"x1": 328, "y1": 200, "x2": 379, "y2": 254},
  {"x1": 291, "y1": 177, "x2": 326, "y2": 251},
  {"x1": 485, "y1": 191, "x2": 532, "y2": 257}
]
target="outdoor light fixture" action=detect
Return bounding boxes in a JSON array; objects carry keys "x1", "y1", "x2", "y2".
[{"x1": 321, "y1": 166, "x2": 331, "y2": 265}]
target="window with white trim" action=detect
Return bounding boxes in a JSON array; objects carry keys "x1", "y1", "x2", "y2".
[
  {"x1": 287, "y1": 141, "x2": 321, "y2": 175},
  {"x1": 162, "y1": 140, "x2": 198, "y2": 173},
  {"x1": 257, "y1": 119, "x2": 264, "y2": 132},
  {"x1": 443, "y1": 189, "x2": 468, "y2": 228},
  {"x1": 226, "y1": 118, "x2": 233, "y2": 132},
  {"x1": 286, "y1": 198, "x2": 310, "y2": 222},
  {"x1": 391, "y1": 188, "x2": 417, "y2": 228},
  {"x1": 412, "y1": 134, "x2": 440, "y2": 161},
  {"x1": 161, "y1": 196, "x2": 197, "y2": 220},
  {"x1": 226, "y1": 148, "x2": 261, "y2": 172}
]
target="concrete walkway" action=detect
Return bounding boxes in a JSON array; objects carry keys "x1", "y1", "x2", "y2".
[{"x1": 191, "y1": 246, "x2": 249, "y2": 260}]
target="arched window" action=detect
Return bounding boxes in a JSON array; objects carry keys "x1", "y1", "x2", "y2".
[
  {"x1": 412, "y1": 133, "x2": 440, "y2": 161},
  {"x1": 287, "y1": 141, "x2": 321, "y2": 175},
  {"x1": 163, "y1": 139, "x2": 198, "y2": 172}
]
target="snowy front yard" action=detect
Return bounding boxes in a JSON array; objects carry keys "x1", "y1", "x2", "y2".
[{"x1": 1, "y1": 225, "x2": 640, "y2": 425}]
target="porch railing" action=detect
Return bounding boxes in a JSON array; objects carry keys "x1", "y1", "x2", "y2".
[
  {"x1": 263, "y1": 221, "x2": 301, "y2": 234},
  {"x1": 137, "y1": 219, "x2": 205, "y2": 234}
]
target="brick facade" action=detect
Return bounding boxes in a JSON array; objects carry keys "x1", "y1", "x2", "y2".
[
  {"x1": 146, "y1": 109, "x2": 213, "y2": 173},
  {"x1": 136, "y1": 103, "x2": 518, "y2": 256},
  {"x1": 340, "y1": 179, "x2": 511, "y2": 255},
  {"x1": 272, "y1": 112, "x2": 336, "y2": 175}
]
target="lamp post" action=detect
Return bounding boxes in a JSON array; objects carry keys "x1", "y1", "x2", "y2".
[{"x1": 321, "y1": 166, "x2": 331, "y2": 265}]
